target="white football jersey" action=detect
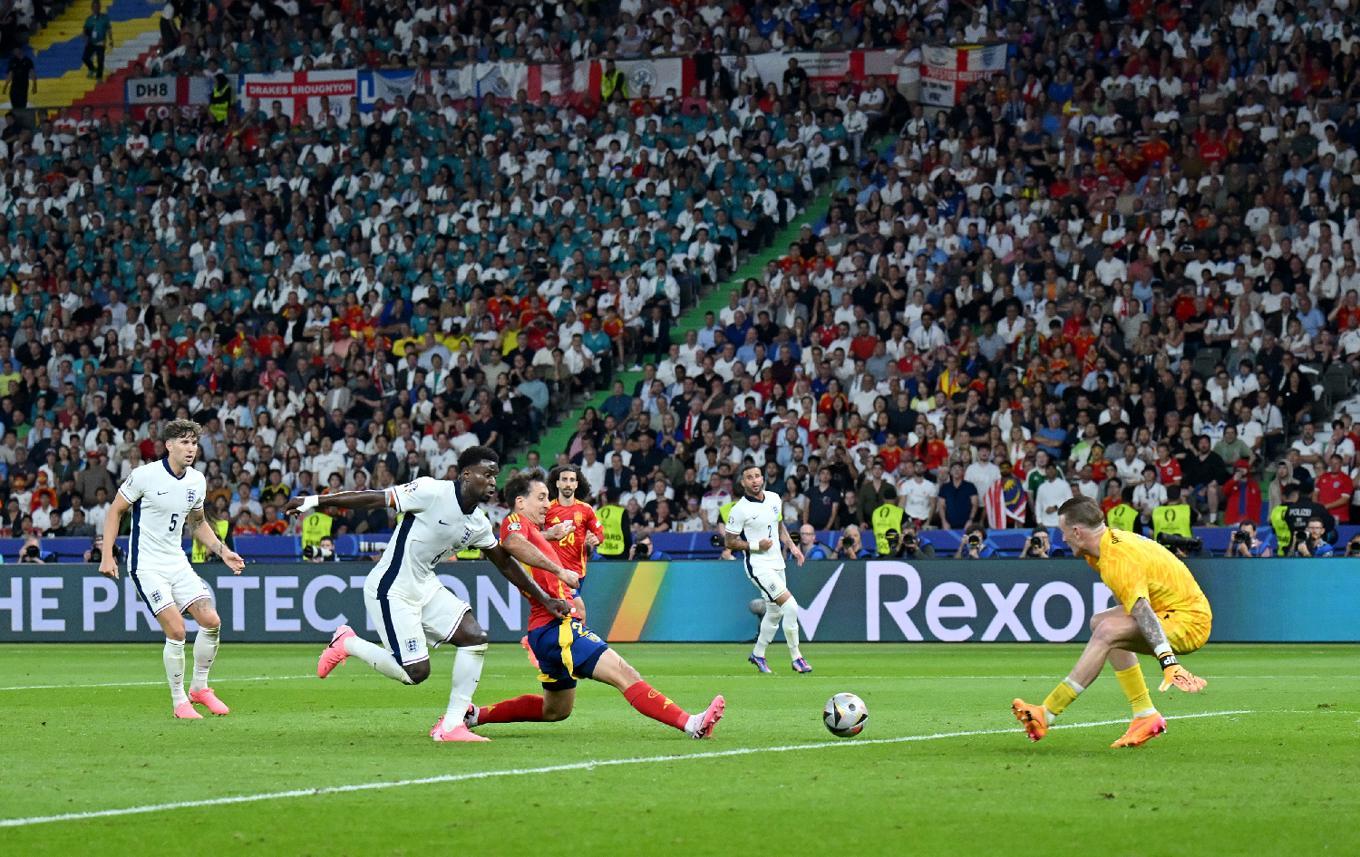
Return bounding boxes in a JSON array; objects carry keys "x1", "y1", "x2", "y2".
[
  {"x1": 726, "y1": 490, "x2": 786, "y2": 572},
  {"x1": 119, "y1": 458, "x2": 206, "y2": 572},
  {"x1": 374, "y1": 477, "x2": 497, "y2": 594}
]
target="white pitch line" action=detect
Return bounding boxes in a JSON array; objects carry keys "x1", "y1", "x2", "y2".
[
  {"x1": 0, "y1": 675, "x2": 315, "y2": 692},
  {"x1": 0, "y1": 709, "x2": 1252, "y2": 829}
]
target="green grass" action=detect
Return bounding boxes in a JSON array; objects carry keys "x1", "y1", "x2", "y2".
[{"x1": 2, "y1": 643, "x2": 1358, "y2": 855}]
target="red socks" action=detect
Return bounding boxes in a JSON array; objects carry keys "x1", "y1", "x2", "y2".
[
  {"x1": 623, "y1": 680, "x2": 690, "y2": 731},
  {"x1": 477, "y1": 694, "x2": 545, "y2": 724}
]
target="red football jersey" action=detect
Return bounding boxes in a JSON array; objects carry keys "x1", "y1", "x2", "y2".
[
  {"x1": 500, "y1": 513, "x2": 573, "y2": 631},
  {"x1": 544, "y1": 499, "x2": 603, "y2": 577}
]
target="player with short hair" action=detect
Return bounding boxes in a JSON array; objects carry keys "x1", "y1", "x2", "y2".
[
  {"x1": 466, "y1": 475, "x2": 725, "y2": 739},
  {"x1": 543, "y1": 464, "x2": 603, "y2": 621},
  {"x1": 725, "y1": 463, "x2": 809, "y2": 673},
  {"x1": 99, "y1": 419, "x2": 246, "y2": 719},
  {"x1": 285, "y1": 446, "x2": 575, "y2": 742},
  {"x1": 1012, "y1": 496, "x2": 1211, "y2": 748}
]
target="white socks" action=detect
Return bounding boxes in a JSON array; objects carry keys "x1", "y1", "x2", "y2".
[
  {"x1": 445, "y1": 643, "x2": 488, "y2": 727},
  {"x1": 344, "y1": 635, "x2": 416, "y2": 684},
  {"x1": 164, "y1": 639, "x2": 188, "y2": 705},
  {"x1": 782, "y1": 598, "x2": 803, "y2": 661},
  {"x1": 191, "y1": 626, "x2": 219, "y2": 692},
  {"x1": 753, "y1": 602, "x2": 781, "y2": 657}
]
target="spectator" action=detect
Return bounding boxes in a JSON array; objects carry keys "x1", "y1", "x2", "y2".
[
  {"x1": 1034, "y1": 462, "x2": 1075, "y2": 529},
  {"x1": 1222, "y1": 461, "x2": 1263, "y2": 527},
  {"x1": 796, "y1": 525, "x2": 829, "y2": 561},
  {"x1": 935, "y1": 462, "x2": 979, "y2": 530}
]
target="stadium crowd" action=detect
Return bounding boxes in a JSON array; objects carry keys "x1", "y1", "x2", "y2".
[
  {"x1": 546, "y1": 0, "x2": 1360, "y2": 559},
  {"x1": 3, "y1": 0, "x2": 1360, "y2": 560},
  {"x1": 0, "y1": 0, "x2": 899, "y2": 545}
]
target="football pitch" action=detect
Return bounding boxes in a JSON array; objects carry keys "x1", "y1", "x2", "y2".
[{"x1": 2, "y1": 643, "x2": 1357, "y2": 855}]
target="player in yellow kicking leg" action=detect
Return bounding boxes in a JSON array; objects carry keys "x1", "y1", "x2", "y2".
[{"x1": 1012, "y1": 496, "x2": 1211, "y2": 748}]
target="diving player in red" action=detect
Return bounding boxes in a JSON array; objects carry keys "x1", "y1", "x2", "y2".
[
  {"x1": 543, "y1": 465, "x2": 603, "y2": 622},
  {"x1": 462, "y1": 475, "x2": 725, "y2": 740}
]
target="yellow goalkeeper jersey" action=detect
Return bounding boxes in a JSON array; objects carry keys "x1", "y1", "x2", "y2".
[{"x1": 1086, "y1": 527, "x2": 1211, "y2": 618}]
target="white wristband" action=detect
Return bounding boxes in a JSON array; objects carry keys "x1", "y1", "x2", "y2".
[{"x1": 298, "y1": 495, "x2": 319, "y2": 513}]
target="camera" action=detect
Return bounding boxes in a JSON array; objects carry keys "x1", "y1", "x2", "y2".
[
  {"x1": 1028, "y1": 535, "x2": 1043, "y2": 549},
  {"x1": 709, "y1": 533, "x2": 725, "y2": 549},
  {"x1": 1156, "y1": 533, "x2": 1203, "y2": 554},
  {"x1": 968, "y1": 533, "x2": 982, "y2": 545},
  {"x1": 840, "y1": 535, "x2": 854, "y2": 549},
  {"x1": 1232, "y1": 530, "x2": 1250, "y2": 543}
]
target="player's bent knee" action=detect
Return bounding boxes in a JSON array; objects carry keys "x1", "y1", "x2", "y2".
[
  {"x1": 196, "y1": 610, "x2": 221, "y2": 631},
  {"x1": 404, "y1": 660, "x2": 431, "y2": 684}
]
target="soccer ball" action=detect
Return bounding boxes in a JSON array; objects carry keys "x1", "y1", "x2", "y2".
[{"x1": 823, "y1": 692, "x2": 868, "y2": 737}]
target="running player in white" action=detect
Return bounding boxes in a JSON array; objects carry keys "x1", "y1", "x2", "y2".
[
  {"x1": 724, "y1": 463, "x2": 809, "y2": 674},
  {"x1": 284, "y1": 445, "x2": 575, "y2": 743},
  {"x1": 99, "y1": 420, "x2": 246, "y2": 719}
]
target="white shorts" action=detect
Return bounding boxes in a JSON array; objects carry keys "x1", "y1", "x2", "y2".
[
  {"x1": 742, "y1": 557, "x2": 788, "y2": 602},
  {"x1": 130, "y1": 563, "x2": 212, "y2": 615},
  {"x1": 364, "y1": 581, "x2": 471, "y2": 666}
]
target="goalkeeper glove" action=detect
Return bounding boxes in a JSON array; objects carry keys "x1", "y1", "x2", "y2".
[{"x1": 1156, "y1": 651, "x2": 1207, "y2": 693}]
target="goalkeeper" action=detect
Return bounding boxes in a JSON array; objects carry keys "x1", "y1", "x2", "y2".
[{"x1": 1012, "y1": 497, "x2": 1211, "y2": 749}]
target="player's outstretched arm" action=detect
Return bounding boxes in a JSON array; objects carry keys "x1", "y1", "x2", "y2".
[
  {"x1": 283, "y1": 490, "x2": 389, "y2": 516},
  {"x1": 187, "y1": 508, "x2": 245, "y2": 573},
  {"x1": 500, "y1": 532, "x2": 579, "y2": 588},
  {"x1": 483, "y1": 543, "x2": 572, "y2": 619},
  {"x1": 99, "y1": 493, "x2": 131, "y2": 579},
  {"x1": 1131, "y1": 598, "x2": 1207, "y2": 693}
]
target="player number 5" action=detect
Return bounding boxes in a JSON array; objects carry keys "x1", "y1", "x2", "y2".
[{"x1": 169, "y1": 513, "x2": 178, "y2": 531}]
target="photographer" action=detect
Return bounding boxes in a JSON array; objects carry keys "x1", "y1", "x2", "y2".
[
  {"x1": 834, "y1": 524, "x2": 872, "y2": 559},
  {"x1": 629, "y1": 534, "x2": 668, "y2": 561},
  {"x1": 1019, "y1": 529, "x2": 1052, "y2": 559},
  {"x1": 955, "y1": 524, "x2": 996, "y2": 559},
  {"x1": 19, "y1": 534, "x2": 46, "y2": 564},
  {"x1": 83, "y1": 534, "x2": 125, "y2": 564},
  {"x1": 892, "y1": 525, "x2": 936, "y2": 559},
  {"x1": 303, "y1": 535, "x2": 340, "y2": 563},
  {"x1": 1346, "y1": 535, "x2": 1360, "y2": 558},
  {"x1": 1292, "y1": 519, "x2": 1335, "y2": 557},
  {"x1": 1156, "y1": 532, "x2": 1206, "y2": 559},
  {"x1": 1228, "y1": 521, "x2": 1271, "y2": 558}
]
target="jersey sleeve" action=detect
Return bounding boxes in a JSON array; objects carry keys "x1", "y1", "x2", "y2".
[
  {"x1": 586, "y1": 506, "x2": 603, "y2": 540},
  {"x1": 724, "y1": 500, "x2": 746, "y2": 535},
  {"x1": 388, "y1": 477, "x2": 441, "y2": 514},
  {"x1": 191, "y1": 473, "x2": 206, "y2": 511},
  {"x1": 118, "y1": 467, "x2": 143, "y2": 504}
]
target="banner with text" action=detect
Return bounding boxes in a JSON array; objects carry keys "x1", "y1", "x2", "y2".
[
  {"x1": 0, "y1": 560, "x2": 1354, "y2": 643},
  {"x1": 919, "y1": 43, "x2": 1007, "y2": 106}
]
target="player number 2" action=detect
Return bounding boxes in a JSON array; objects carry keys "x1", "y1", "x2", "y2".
[{"x1": 168, "y1": 513, "x2": 179, "y2": 531}]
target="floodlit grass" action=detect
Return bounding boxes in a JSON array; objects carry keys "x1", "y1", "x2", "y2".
[{"x1": 1, "y1": 643, "x2": 1357, "y2": 855}]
